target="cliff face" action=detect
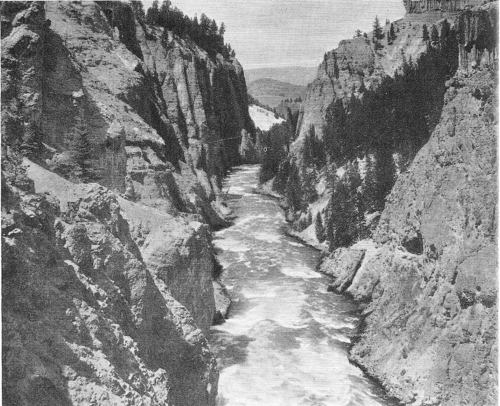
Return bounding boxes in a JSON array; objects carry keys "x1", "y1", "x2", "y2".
[
  {"x1": 324, "y1": 65, "x2": 497, "y2": 406},
  {"x1": 274, "y1": 11, "x2": 460, "y2": 246},
  {"x1": 270, "y1": 2, "x2": 497, "y2": 404},
  {"x1": 1, "y1": 1, "x2": 253, "y2": 405},
  {"x1": 321, "y1": 5, "x2": 497, "y2": 406},
  {"x1": 3, "y1": 158, "x2": 219, "y2": 405},
  {"x1": 403, "y1": 0, "x2": 485, "y2": 14},
  {"x1": 2, "y1": 0, "x2": 253, "y2": 225}
]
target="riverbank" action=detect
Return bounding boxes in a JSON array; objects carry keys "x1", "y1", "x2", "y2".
[{"x1": 211, "y1": 165, "x2": 397, "y2": 405}]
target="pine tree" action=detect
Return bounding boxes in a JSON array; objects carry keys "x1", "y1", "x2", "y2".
[
  {"x1": 146, "y1": 0, "x2": 160, "y2": 24},
  {"x1": 301, "y1": 165, "x2": 317, "y2": 206},
  {"x1": 158, "y1": 0, "x2": 171, "y2": 26},
  {"x1": 375, "y1": 149, "x2": 396, "y2": 209},
  {"x1": 364, "y1": 149, "x2": 396, "y2": 212},
  {"x1": 69, "y1": 113, "x2": 93, "y2": 182},
  {"x1": 388, "y1": 23, "x2": 396, "y2": 44},
  {"x1": 431, "y1": 25, "x2": 439, "y2": 45},
  {"x1": 372, "y1": 16, "x2": 384, "y2": 49},
  {"x1": 440, "y1": 19, "x2": 450, "y2": 47},
  {"x1": 131, "y1": 1, "x2": 146, "y2": 23},
  {"x1": 200, "y1": 13, "x2": 210, "y2": 35},
  {"x1": 363, "y1": 154, "x2": 378, "y2": 212},
  {"x1": 422, "y1": 24, "x2": 429, "y2": 41},
  {"x1": 219, "y1": 22, "x2": 226, "y2": 37},
  {"x1": 345, "y1": 161, "x2": 365, "y2": 235},
  {"x1": 286, "y1": 162, "x2": 302, "y2": 211},
  {"x1": 315, "y1": 213, "x2": 325, "y2": 242},
  {"x1": 354, "y1": 29, "x2": 362, "y2": 38},
  {"x1": 209, "y1": 19, "x2": 218, "y2": 37},
  {"x1": 327, "y1": 179, "x2": 355, "y2": 249}
]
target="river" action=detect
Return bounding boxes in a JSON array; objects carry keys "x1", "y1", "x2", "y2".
[{"x1": 210, "y1": 165, "x2": 392, "y2": 406}]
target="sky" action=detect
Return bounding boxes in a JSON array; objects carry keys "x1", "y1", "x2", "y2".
[{"x1": 142, "y1": 0, "x2": 406, "y2": 69}]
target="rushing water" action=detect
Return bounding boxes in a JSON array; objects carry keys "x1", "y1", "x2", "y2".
[{"x1": 210, "y1": 165, "x2": 392, "y2": 406}]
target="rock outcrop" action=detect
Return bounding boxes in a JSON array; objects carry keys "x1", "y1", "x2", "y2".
[
  {"x1": 2, "y1": 0, "x2": 254, "y2": 225},
  {"x1": 1, "y1": 1, "x2": 252, "y2": 404},
  {"x1": 269, "y1": 1, "x2": 497, "y2": 404},
  {"x1": 322, "y1": 66, "x2": 497, "y2": 406},
  {"x1": 403, "y1": 0, "x2": 485, "y2": 14},
  {"x1": 272, "y1": 8, "x2": 464, "y2": 243},
  {"x1": 3, "y1": 158, "x2": 218, "y2": 405}
]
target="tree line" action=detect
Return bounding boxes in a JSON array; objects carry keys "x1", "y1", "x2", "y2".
[{"x1": 142, "y1": 0, "x2": 235, "y2": 59}]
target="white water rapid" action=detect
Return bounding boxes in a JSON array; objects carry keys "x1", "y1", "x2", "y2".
[{"x1": 211, "y1": 165, "x2": 394, "y2": 406}]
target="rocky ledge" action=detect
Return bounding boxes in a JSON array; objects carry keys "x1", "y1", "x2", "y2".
[{"x1": 321, "y1": 66, "x2": 497, "y2": 406}]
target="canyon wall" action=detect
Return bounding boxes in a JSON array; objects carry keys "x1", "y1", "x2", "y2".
[
  {"x1": 403, "y1": 0, "x2": 484, "y2": 14},
  {"x1": 270, "y1": 2, "x2": 497, "y2": 404},
  {"x1": 322, "y1": 65, "x2": 497, "y2": 406},
  {"x1": 2, "y1": 1, "x2": 254, "y2": 404}
]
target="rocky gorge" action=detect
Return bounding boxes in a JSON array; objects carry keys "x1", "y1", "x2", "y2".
[
  {"x1": 1, "y1": 0, "x2": 498, "y2": 406},
  {"x1": 264, "y1": 1, "x2": 497, "y2": 405},
  {"x1": 1, "y1": 1, "x2": 253, "y2": 404}
]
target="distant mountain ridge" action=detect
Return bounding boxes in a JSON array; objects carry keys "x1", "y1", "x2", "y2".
[
  {"x1": 248, "y1": 78, "x2": 306, "y2": 108},
  {"x1": 245, "y1": 66, "x2": 317, "y2": 86}
]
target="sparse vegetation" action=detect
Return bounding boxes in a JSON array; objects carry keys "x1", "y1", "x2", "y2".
[{"x1": 146, "y1": 0, "x2": 234, "y2": 59}]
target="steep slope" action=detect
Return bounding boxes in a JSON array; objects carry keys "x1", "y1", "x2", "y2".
[
  {"x1": 2, "y1": 0, "x2": 254, "y2": 226},
  {"x1": 271, "y1": 1, "x2": 496, "y2": 245},
  {"x1": 1, "y1": 1, "x2": 254, "y2": 405},
  {"x1": 265, "y1": 1, "x2": 497, "y2": 404},
  {"x1": 322, "y1": 64, "x2": 497, "y2": 406},
  {"x1": 3, "y1": 157, "x2": 218, "y2": 405}
]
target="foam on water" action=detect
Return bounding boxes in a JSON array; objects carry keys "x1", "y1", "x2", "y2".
[
  {"x1": 287, "y1": 241, "x2": 305, "y2": 247},
  {"x1": 212, "y1": 165, "x2": 393, "y2": 406},
  {"x1": 280, "y1": 264, "x2": 321, "y2": 279},
  {"x1": 214, "y1": 238, "x2": 251, "y2": 252},
  {"x1": 253, "y1": 231, "x2": 282, "y2": 244}
]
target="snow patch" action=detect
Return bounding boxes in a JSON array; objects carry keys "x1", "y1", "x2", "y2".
[{"x1": 249, "y1": 104, "x2": 284, "y2": 131}]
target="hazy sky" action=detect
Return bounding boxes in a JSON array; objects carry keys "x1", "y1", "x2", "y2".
[{"x1": 142, "y1": 0, "x2": 405, "y2": 69}]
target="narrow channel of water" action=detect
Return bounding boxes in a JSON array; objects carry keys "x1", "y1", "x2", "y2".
[{"x1": 210, "y1": 165, "x2": 392, "y2": 406}]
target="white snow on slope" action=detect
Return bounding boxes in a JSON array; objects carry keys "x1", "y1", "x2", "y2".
[{"x1": 249, "y1": 104, "x2": 284, "y2": 131}]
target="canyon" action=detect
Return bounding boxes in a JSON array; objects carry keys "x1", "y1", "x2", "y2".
[
  {"x1": 1, "y1": 1, "x2": 497, "y2": 406},
  {"x1": 2, "y1": 1, "x2": 253, "y2": 404},
  {"x1": 266, "y1": 1, "x2": 497, "y2": 405}
]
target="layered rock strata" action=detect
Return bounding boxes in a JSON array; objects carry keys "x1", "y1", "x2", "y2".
[{"x1": 1, "y1": 1, "x2": 253, "y2": 404}]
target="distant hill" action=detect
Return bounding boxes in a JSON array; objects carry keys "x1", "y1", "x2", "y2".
[
  {"x1": 248, "y1": 78, "x2": 306, "y2": 108},
  {"x1": 245, "y1": 66, "x2": 317, "y2": 87}
]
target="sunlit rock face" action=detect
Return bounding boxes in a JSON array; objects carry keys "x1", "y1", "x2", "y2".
[
  {"x1": 2, "y1": 159, "x2": 219, "y2": 405},
  {"x1": 316, "y1": 3, "x2": 497, "y2": 405},
  {"x1": 2, "y1": 0, "x2": 253, "y2": 224},
  {"x1": 322, "y1": 66, "x2": 497, "y2": 406},
  {"x1": 1, "y1": 1, "x2": 255, "y2": 404},
  {"x1": 267, "y1": 0, "x2": 497, "y2": 403}
]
